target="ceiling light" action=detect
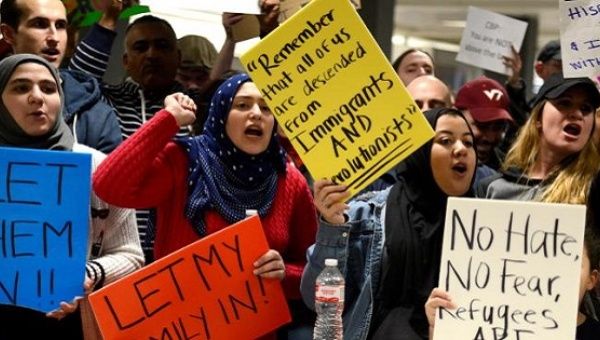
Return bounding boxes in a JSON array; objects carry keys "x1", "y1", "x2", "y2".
[
  {"x1": 392, "y1": 34, "x2": 406, "y2": 45},
  {"x1": 442, "y1": 20, "x2": 466, "y2": 28}
]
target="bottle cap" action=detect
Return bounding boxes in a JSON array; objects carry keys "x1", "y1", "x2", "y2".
[{"x1": 325, "y1": 258, "x2": 338, "y2": 267}]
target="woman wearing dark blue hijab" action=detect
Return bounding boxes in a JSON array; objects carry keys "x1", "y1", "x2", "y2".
[{"x1": 94, "y1": 73, "x2": 318, "y2": 339}]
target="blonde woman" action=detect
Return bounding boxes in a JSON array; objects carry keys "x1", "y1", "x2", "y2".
[{"x1": 477, "y1": 73, "x2": 600, "y2": 204}]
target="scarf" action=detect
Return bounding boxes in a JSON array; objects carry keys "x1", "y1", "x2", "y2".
[
  {"x1": 176, "y1": 73, "x2": 286, "y2": 237},
  {"x1": 373, "y1": 108, "x2": 476, "y2": 337},
  {"x1": 0, "y1": 54, "x2": 73, "y2": 150}
]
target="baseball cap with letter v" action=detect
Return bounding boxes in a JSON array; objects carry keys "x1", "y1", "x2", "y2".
[{"x1": 455, "y1": 76, "x2": 513, "y2": 123}]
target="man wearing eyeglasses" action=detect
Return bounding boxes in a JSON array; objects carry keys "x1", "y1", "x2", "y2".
[{"x1": 455, "y1": 76, "x2": 514, "y2": 176}]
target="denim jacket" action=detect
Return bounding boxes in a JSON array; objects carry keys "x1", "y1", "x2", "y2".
[{"x1": 300, "y1": 189, "x2": 389, "y2": 340}]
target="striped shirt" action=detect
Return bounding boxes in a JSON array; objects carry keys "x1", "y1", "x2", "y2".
[{"x1": 70, "y1": 24, "x2": 193, "y2": 260}]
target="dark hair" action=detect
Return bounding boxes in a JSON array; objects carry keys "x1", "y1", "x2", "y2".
[
  {"x1": 0, "y1": 0, "x2": 21, "y2": 29},
  {"x1": 439, "y1": 107, "x2": 463, "y2": 119},
  {"x1": 391, "y1": 48, "x2": 434, "y2": 72},
  {"x1": 125, "y1": 15, "x2": 176, "y2": 39},
  {"x1": 584, "y1": 229, "x2": 600, "y2": 271}
]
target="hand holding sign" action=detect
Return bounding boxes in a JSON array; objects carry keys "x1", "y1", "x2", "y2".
[
  {"x1": 425, "y1": 288, "x2": 456, "y2": 334},
  {"x1": 502, "y1": 45, "x2": 523, "y2": 86},
  {"x1": 253, "y1": 249, "x2": 285, "y2": 279},
  {"x1": 456, "y1": 7, "x2": 528, "y2": 75},
  {"x1": 313, "y1": 179, "x2": 350, "y2": 225},
  {"x1": 223, "y1": 13, "x2": 246, "y2": 39},
  {"x1": 258, "y1": 0, "x2": 281, "y2": 35}
]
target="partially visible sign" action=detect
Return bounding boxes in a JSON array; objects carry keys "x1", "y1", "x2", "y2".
[
  {"x1": 456, "y1": 7, "x2": 528, "y2": 75},
  {"x1": 89, "y1": 216, "x2": 290, "y2": 340},
  {"x1": 230, "y1": 15, "x2": 261, "y2": 43},
  {"x1": 559, "y1": 0, "x2": 600, "y2": 80},
  {"x1": 0, "y1": 147, "x2": 91, "y2": 312},
  {"x1": 179, "y1": 0, "x2": 262, "y2": 15},
  {"x1": 434, "y1": 198, "x2": 585, "y2": 340},
  {"x1": 278, "y1": 0, "x2": 311, "y2": 23}
]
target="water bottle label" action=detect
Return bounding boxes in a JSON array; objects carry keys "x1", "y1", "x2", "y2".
[{"x1": 315, "y1": 284, "x2": 344, "y2": 303}]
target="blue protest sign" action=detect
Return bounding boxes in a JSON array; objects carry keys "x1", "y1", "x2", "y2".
[{"x1": 0, "y1": 147, "x2": 91, "y2": 312}]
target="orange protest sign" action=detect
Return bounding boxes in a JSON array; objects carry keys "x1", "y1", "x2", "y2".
[{"x1": 88, "y1": 216, "x2": 291, "y2": 339}]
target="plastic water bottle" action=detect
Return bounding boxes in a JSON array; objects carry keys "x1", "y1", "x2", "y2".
[{"x1": 313, "y1": 258, "x2": 344, "y2": 340}]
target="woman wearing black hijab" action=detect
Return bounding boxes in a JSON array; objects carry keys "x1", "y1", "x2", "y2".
[{"x1": 300, "y1": 108, "x2": 477, "y2": 339}]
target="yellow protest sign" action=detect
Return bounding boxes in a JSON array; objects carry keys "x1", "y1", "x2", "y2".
[{"x1": 241, "y1": 0, "x2": 434, "y2": 196}]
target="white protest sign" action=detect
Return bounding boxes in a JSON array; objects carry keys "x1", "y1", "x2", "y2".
[
  {"x1": 434, "y1": 198, "x2": 585, "y2": 340},
  {"x1": 181, "y1": 0, "x2": 261, "y2": 15},
  {"x1": 559, "y1": 0, "x2": 600, "y2": 80},
  {"x1": 456, "y1": 7, "x2": 528, "y2": 75}
]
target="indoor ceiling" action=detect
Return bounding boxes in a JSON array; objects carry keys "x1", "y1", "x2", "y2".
[
  {"x1": 136, "y1": 0, "x2": 562, "y2": 58},
  {"x1": 393, "y1": 0, "x2": 560, "y2": 47}
]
